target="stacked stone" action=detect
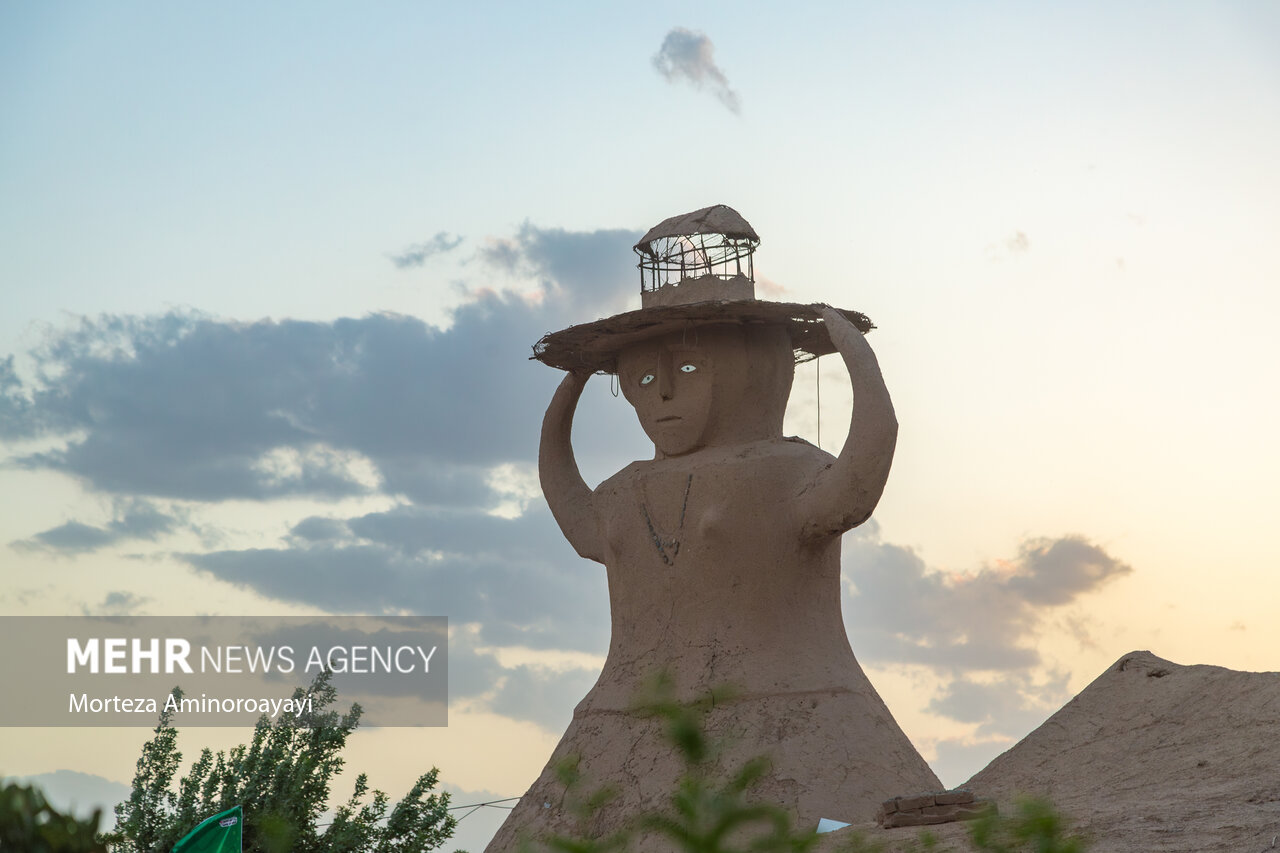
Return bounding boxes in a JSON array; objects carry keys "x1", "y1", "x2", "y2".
[{"x1": 877, "y1": 790, "x2": 994, "y2": 828}]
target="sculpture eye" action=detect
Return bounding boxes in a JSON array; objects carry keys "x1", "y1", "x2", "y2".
[
  {"x1": 640, "y1": 374, "x2": 656, "y2": 386},
  {"x1": 680, "y1": 363, "x2": 697, "y2": 373}
]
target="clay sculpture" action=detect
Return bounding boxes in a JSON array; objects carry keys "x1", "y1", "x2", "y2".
[{"x1": 486, "y1": 205, "x2": 939, "y2": 851}]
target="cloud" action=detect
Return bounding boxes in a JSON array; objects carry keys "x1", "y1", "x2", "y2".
[
  {"x1": 842, "y1": 530, "x2": 1127, "y2": 785},
  {"x1": 11, "y1": 770, "x2": 132, "y2": 822},
  {"x1": 926, "y1": 670, "x2": 1071, "y2": 738},
  {"x1": 0, "y1": 224, "x2": 642, "y2": 505},
  {"x1": 984, "y1": 231, "x2": 1030, "y2": 262},
  {"x1": 0, "y1": 218, "x2": 648, "y2": 743},
  {"x1": 179, "y1": 503, "x2": 611, "y2": 718},
  {"x1": 476, "y1": 222, "x2": 642, "y2": 320},
  {"x1": 447, "y1": 635, "x2": 599, "y2": 731},
  {"x1": 843, "y1": 524, "x2": 1131, "y2": 671},
  {"x1": 0, "y1": 355, "x2": 31, "y2": 433},
  {"x1": 11, "y1": 500, "x2": 184, "y2": 555},
  {"x1": 488, "y1": 664, "x2": 599, "y2": 731},
  {"x1": 288, "y1": 516, "x2": 350, "y2": 543},
  {"x1": 652, "y1": 28, "x2": 741, "y2": 114},
  {"x1": 1005, "y1": 231, "x2": 1029, "y2": 253},
  {"x1": 182, "y1": 503, "x2": 610, "y2": 655},
  {"x1": 447, "y1": 638, "x2": 510, "y2": 702},
  {"x1": 1003, "y1": 536, "x2": 1131, "y2": 606},
  {"x1": 93, "y1": 590, "x2": 151, "y2": 616},
  {"x1": 17, "y1": 521, "x2": 115, "y2": 554},
  {"x1": 389, "y1": 232, "x2": 463, "y2": 269},
  {"x1": 0, "y1": 220, "x2": 653, "y2": 739},
  {"x1": 925, "y1": 670, "x2": 1075, "y2": 786}
]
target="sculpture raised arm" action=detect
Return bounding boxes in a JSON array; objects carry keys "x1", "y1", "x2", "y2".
[
  {"x1": 798, "y1": 305, "x2": 899, "y2": 541},
  {"x1": 538, "y1": 370, "x2": 605, "y2": 563}
]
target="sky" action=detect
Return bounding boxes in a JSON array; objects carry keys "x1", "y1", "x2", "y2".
[{"x1": 2, "y1": 2, "x2": 1279, "y2": 850}]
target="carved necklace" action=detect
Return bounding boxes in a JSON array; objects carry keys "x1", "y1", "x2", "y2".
[{"x1": 640, "y1": 473, "x2": 693, "y2": 567}]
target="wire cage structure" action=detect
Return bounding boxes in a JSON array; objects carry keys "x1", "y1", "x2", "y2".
[
  {"x1": 633, "y1": 204, "x2": 760, "y2": 293},
  {"x1": 531, "y1": 203, "x2": 875, "y2": 374}
]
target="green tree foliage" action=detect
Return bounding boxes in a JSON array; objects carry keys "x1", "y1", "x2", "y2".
[
  {"x1": 0, "y1": 780, "x2": 107, "y2": 853},
  {"x1": 100, "y1": 671, "x2": 457, "y2": 853}
]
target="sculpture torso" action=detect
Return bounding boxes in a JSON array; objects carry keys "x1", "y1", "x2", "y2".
[{"x1": 583, "y1": 437, "x2": 863, "y2": 710}]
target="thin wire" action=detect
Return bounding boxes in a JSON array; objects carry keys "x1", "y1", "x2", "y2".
[
  {"x1": 314, "y1": 797, "x2": 521, "y2": 828},
  {"x1": 449, "y1": 797, "x2": 520, "y2": 811},
  {"x1": 815, "y1": 357, "x2": 821, "y2": 450},
  {"x1": 452, "y1": 802, "x2": 517, "y2": 823}
]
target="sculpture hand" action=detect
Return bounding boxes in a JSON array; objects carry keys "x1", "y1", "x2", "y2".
[
  {"x1": 817, "y1": 305, "x2": 866, "y2": 354},
  {"x1": 799, "y1": 305, "x2": 898, "y2": 540}
]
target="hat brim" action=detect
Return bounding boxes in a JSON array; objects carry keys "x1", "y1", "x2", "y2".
[{"x1": 531, "y1": 301, "x2": 873, "y2": 373}]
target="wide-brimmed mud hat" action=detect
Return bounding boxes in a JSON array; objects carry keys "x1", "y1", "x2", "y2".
[{"x1": 532, "y1": 204, "x2": 872, "y2": 373}]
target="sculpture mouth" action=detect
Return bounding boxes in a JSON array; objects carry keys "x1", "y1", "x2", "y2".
[{"x1": 656, "y1": 415, "x2": 682, "y2": 423}]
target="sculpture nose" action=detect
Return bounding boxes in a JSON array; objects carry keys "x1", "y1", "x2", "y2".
[{"x1": 657, "y1": 351, "x2": 675, "y2": 400}]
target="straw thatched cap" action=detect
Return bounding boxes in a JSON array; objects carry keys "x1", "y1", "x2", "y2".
[
  {"x1": 531, "y1": 205, "x2": 873, "y2": 373},
  {"x1": 634, "y1": 204, "x2": 760, "y2": 252}
]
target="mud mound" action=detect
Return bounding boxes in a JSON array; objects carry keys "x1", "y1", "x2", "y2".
[
  {"x1": 817, "y1": 650, "x2": 1280, "y2": 852},
  {"x1": 963, "y1": 650, "x2": 1280, "y2": 851}
]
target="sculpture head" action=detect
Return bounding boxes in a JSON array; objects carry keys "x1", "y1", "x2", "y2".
[
  {"x1": 617, "y1": 324, "x2": 794, "y2": 457},
  {"x1": 531, "y1": 206, "x2": 873, "y2": 454}
]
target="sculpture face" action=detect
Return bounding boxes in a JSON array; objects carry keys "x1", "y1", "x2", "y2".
[
  {"x1": 618, "y1": 325, "x2": 775, "y2": 457},
  {"x1": 617, "y1": 332, "x2": 718, "y2": 457}
]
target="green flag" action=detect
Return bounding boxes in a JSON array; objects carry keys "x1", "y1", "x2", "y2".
[{"x1": 171, "y1": 805, "x2": 243, "y2": 853}]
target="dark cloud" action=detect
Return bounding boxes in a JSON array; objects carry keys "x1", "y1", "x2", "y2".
[
  {"x1": 926, "y1": 670, "x2": 1071, "y2": 738},
  {"x1": 446, "y1": 639, "x2": 509, "y2": 702},
  {"x1": 1005, "y1": 536, "x2": 1131, "y2": 605},
  {"x1": 344, "y1": 502, "x2": 567, "y2": 560},
  {"x1": 389, "y1": 232, "x2": 463, "y2": 269},
  {"x1": 181, "y1": 503, "x2": 610, "y2": 654},
  {"x1": 926, "y1": 671, "x2": 1075, "y2": 787},
  {"x1": 18, "y1": 521, "x2": 115, "y2": 554},
  {"x1": 475, "y1": 239, "x2": 521, "y2": 275},
  {"x1": 110, "y1": 501, "x2": 178, "y2": 539},
  {"x1": 476, "y1": 222, "x2": 642, "y2": 320},
  {"x1": 0, "y1": 355, "x2": 31, "y2": 433},
  {"x1": 842, "y1": 530, "x2": 1124, "y2": 785},
  {"x1": 843, "y1": 524, "x2": 1130, "y2": 671},
  {"x1": 0, "y1": 221, "x2": 649, "y2": 724},
  {"x1": 652, "y1": 28, "x2": 741, "y2": 114},
  {"x1": 488, "y1": 664, "x2": 599, "y2": 732},
  {"x1": 375, "y1": 460, "x2": 502, "y2": 512},
  {"x1": 12, "y1": 500, "x2": 183, "y2": 555},
  {"x1": 93, "y1": 591, "x2": 150, "y2": 616},
  {"x1": 288, "y1": 516, "x2": 350, "y2": 543},
  {"x1": 1, "y1": 224, "x2": 642, "y2": 504},
  {"x1": 1, "y1": 220, "x2": 655, "y2": 742}
]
